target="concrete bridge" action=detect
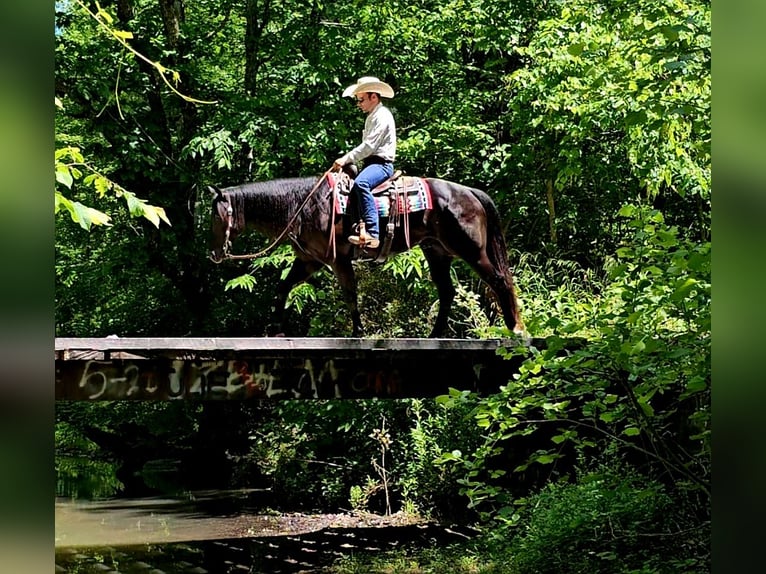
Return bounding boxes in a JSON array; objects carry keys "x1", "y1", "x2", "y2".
[{"x1": 55, "y1": 337, "x2": 537, "y2": 400}]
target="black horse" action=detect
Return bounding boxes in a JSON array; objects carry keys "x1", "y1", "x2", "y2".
[{"x1": 209, "y1": 173, "x2": 524, "y2": 338}]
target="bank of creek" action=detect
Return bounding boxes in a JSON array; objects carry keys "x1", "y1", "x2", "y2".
[{"x1": 55, "y1": 490, "x2": 479, "y2": 573}]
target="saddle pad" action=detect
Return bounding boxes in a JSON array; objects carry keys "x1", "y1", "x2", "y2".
[{"x1": 329, "y1": 174, "x2": 432, "y2": 217}]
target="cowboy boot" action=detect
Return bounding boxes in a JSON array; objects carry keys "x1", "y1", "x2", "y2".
[{"x1": 348, "y1": 221, "x2": 380, "y2": 249}]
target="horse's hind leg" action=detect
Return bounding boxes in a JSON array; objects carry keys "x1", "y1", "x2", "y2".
[
  {"x1": 422, "y1": 245, "x2": 456, "y2": 338},
  {"x1": 268, "y1": 257, "x2": 322, "y2": 336}
]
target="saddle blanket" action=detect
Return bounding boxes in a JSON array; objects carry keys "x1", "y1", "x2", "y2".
[{"x1": 327, "y1": 173, "x2": 432, "y2": 218}]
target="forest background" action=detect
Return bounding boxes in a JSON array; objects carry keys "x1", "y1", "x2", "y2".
[{"x1": 52, "y1": 0, "x2": 710, "y2": 572}]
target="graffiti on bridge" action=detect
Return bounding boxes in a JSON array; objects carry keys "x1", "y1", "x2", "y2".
[{"x1": 60, "y1": 357, "x2": 426, "y2": 400}]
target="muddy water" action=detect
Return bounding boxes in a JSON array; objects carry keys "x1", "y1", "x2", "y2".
[
  {"x1": 55, "y1": 490, "x2": 280, "y2": 547},
  {"x1": 55, "y1": 491, "x2": 478, "y2": 573}
]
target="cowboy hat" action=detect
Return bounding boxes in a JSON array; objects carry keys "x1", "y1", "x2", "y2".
[{"x1": 342, "y1": 76, "x2": 395, "y2": 98}]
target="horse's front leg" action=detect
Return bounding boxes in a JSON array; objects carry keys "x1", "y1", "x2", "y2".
[
  {"x1": 268, "y1": 257, "x2": 321, "y2": 336},
  {"x1": 332, "y1": 257, "x2": 363, "y2": 337}
]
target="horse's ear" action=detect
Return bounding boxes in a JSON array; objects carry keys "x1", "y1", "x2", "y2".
[{"x1": 208, "y1": 185, "x2": 224, "y2": 200}]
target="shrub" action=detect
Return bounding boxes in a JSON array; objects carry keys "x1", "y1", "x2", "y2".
[{"x1": 507, "y1": 464, "x2": 709, "y2": 574}]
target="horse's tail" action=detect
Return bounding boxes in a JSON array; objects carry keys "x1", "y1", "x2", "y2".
[
  {"x1": 468, "y1": 187, "x2": 512, "y2": 276},
  {"x1": 468, "y1": 187, "x2": 525, "y2": 334}
]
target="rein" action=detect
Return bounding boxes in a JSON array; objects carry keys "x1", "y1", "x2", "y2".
[{"x1": 219, "y1": 169, "x2": 332, "y2": 261}]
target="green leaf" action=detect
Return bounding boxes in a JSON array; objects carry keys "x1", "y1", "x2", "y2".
[
  {"x1": 225, "y1": 275, "x2": 257, "y2": 292},
  {"x1": 618, "y1": 204, "x2": 637, "y2": 217},
  {"x1": 533, "y1": 453, "x2": 558, "y2": 464},
  {"x1": 620, "y1": 340, "x2": 645, "y2": 355},
  {"x1": 638, "y1": 397, "x2": 655, "y2": 417},
  {"x1": 69, "y1": 201, "x2": 112, "y2": 230},
  {"x1": 655, "y1": 230, "x2": 678, "y2": 247},
  {"x1": 682, "y1": 376, "x2": 708, "y2": 397},
  {"x1": 599, "y1": 412, "x2": 616, "y2": 423},
  {"x1": 92, "y1": 175, "x2": 112, "y2": 197},
  {"x1": 671, "y1": 278, "x2": 698, "y2": 301},
  {"x1": 96, "y1": 4, "x2": 114, "y2": 25},
  {"x1": 124, "y1": 192, "x2": 145, "y2": 217},
  {"x1": 434, "y1": 394, "x2": 451, "y2": 406},
  {"x1": 56, "y1": 166, "x2": 74, "y2": 188},
  {"x1": 54, "y1": 191, "x2": 70, "y2": 214},
  {"x1": 623, "y1": 427, "x2": 641, "y2": 436}
]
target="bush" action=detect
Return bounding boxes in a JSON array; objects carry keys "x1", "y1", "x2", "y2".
[
  {"x1": 507, "y1": 464, "x2": 708, "y2": 574},
  {"x1": 398, "y1": 399, "x2": 484, "y2": 521}
]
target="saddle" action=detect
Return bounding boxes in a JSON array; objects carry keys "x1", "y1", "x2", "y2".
[
  {"x1": 371, "y1": 170, "x2": 404, "y2": 194},
  {"x1": 327, "y1": 171, "x2": 433, "y2": 262}
]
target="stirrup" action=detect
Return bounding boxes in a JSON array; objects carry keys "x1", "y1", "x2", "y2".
[{"x1": 349, "y1": 235, "x2": 380, "y2": 249}]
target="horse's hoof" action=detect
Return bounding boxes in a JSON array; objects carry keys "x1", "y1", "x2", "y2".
[{"x1": 513, "y1": 327, "x2": 532, "y2": 346}]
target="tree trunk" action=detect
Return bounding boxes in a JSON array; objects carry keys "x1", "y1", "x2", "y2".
[
  {"x1": 245, "y1": 0, "x2": 271, "y2": 95},
  {"x1": 157, "y1": 0, "x2": 198, "y2": 147},
  {"x1": 545, "y1": 178, "x2": 557, "y2": 245}
]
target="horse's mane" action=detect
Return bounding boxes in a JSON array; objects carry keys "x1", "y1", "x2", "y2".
[{"x1": 224, "y1": 177, "x2": 319, "y2": 231}]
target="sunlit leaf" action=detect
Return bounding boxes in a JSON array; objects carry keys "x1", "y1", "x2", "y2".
[{"x1": 225, "y1": 275, "x2": 257, "y2": 292}]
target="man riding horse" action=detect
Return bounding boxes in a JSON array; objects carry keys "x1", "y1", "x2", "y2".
[
  {"x1": 208, "y1": 75, "x2": 526, "y2": 338},
  {"x1": 332, "y1": 76, "x2": 397, "y2": 250}
]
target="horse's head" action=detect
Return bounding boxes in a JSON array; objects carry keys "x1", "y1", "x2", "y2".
[{"x1": 209, "y1": 185, "x2": 236, "y2": 263}]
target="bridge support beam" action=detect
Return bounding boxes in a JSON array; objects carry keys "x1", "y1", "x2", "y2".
[{"x1": 55, "y1": 338, "x2": 529, "y2": 400}]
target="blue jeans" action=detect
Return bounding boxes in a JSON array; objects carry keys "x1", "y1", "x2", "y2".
[{"x1": 352, "y1": 162, "x2": 393, "y2": 239}]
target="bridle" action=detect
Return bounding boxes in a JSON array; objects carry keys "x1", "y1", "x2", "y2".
[
  {"x1": 221, "y1": 203, "x2": 234, "y2": 259},
  {"x1": 206, "y1": 200, "x2": 236, "y2": 263}
]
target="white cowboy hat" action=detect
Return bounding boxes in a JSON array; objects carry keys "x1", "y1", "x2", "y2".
[{"x1": 342, "y1": 76, "x2": 395, "y2": 99}]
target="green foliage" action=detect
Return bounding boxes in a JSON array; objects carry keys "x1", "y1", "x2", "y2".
[
  {"x1": 497, "y1": 0, "x2": 710, "y2": 256},
  {"x1": 438, "y1": 204, "x2": 710, "y2": 531},
  {"x1": 246, "y1": 400, "x2": 400, "y2": 511},
  {"x1": 398, "y1": 399, "x2": 484, "y2": 520},
  {"x1": 511, "y1": 0, "x2": 710, "y2": 197},
  {"x1": 381, "y1": 247, "x2": 429, "y2": 283},
  {"x1": 348, "y1": 477, "x2": 381, "y2": 513},
  {"x1": 225, "y1": 244, "x2": 333, "y2": 316},
  {"x1": 55, "y1": 421, "x2": 123, "y2": 499},
  {"x1": 235, "y1": 397, "x2": 488, "y2": 519},
  {"x1": 506, "y1": 464, "x2": 708, "y2": 574},
  {"x1": 55, "y1": 144, "x2": 170, "y2": 230},
  {"x1": 224, "y1": 274, "x2": 257, "y2": 293},
  {"x1": 55, "y1": 402, "x2": 210, "y2": 497},
  {"x1": 183, "y1": 129, "x2": 238, "y2": 171},
  {"x1": 329, "y1": 465, "x2": 708, "y2": 573}
]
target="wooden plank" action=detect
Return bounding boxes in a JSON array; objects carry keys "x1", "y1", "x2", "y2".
[
  {"x1": 55, "y1": 337, "x2": 520, "y2": 355},
  {"x1": 54, "y1": 337, "x2": 528, "y2": 400}
]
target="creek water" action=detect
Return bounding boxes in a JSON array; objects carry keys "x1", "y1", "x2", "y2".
[
  {"x1": 55, "y1": 490, "x2": 477, "y2": 573},
  {"x1": 55, "y1": 490, "x2": 278, "y2": 547}
]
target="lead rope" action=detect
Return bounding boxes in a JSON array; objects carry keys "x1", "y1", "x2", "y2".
[
  {"x1": 224, "y1": 169, "x2": 333, "y2": 261},
  {"x1": 326, "y1": 173, "x2": 338, "y2": 261},
  {"x1": 403, "y1": 188, "x2": 411, "y2": 248}
]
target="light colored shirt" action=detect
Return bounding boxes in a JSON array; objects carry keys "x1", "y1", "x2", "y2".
[{"x1": 338, "y1": 103, "x2": 396, "y2": 165}]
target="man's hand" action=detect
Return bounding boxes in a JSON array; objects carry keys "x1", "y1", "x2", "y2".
[{"x1": 332, "y1": 160, "x2": 344, "y2": 172}]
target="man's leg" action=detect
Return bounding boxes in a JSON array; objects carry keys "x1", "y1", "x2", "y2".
[{"x1": 350, "y1": 163, "x2": 392, "y2": 244}]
